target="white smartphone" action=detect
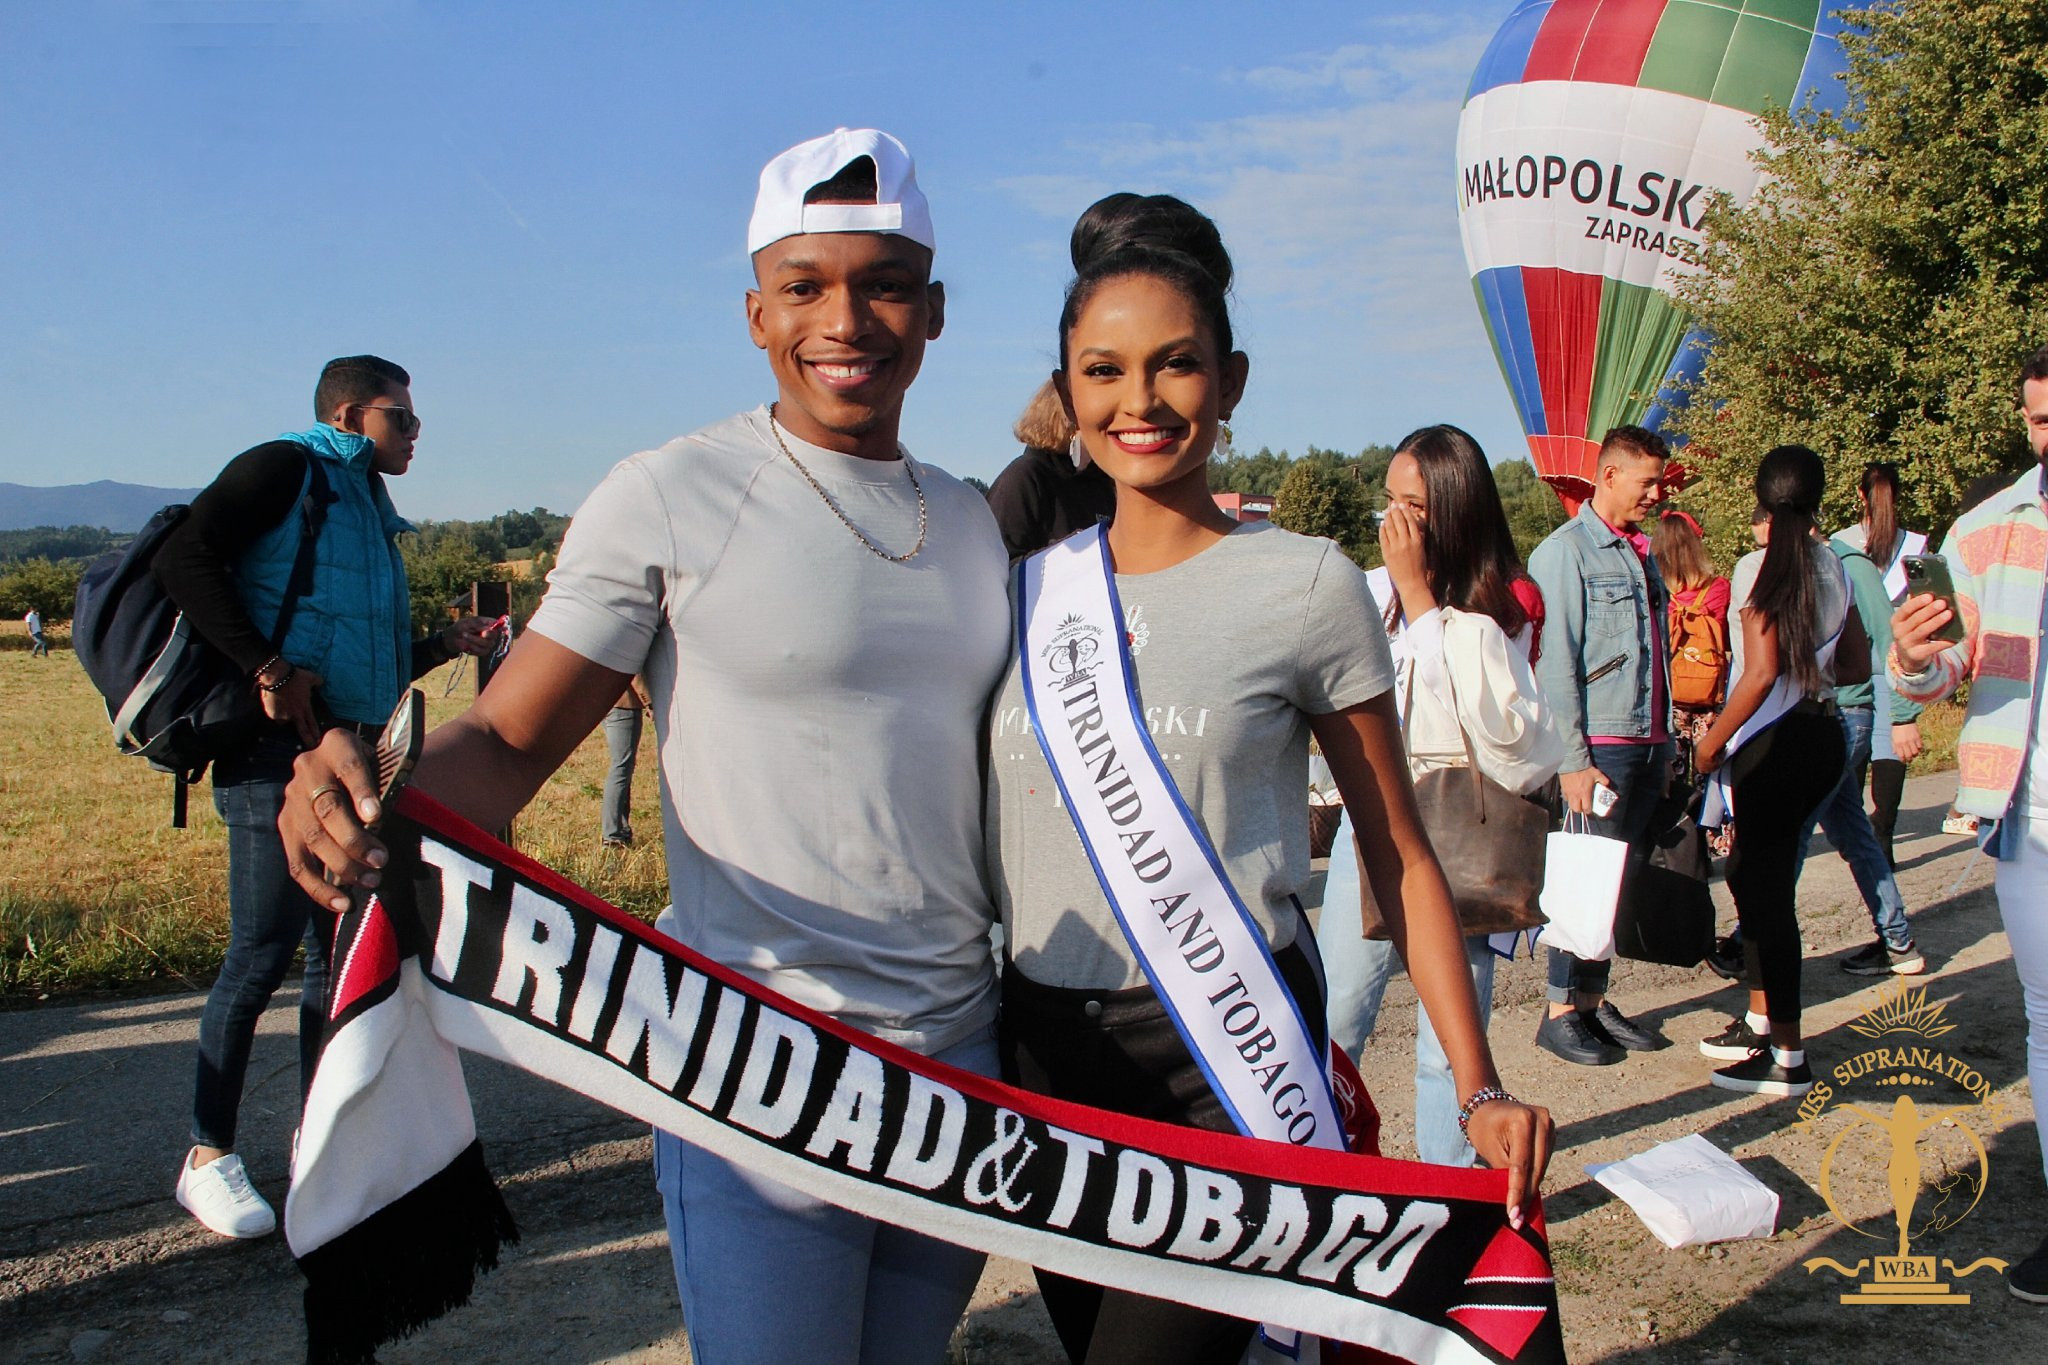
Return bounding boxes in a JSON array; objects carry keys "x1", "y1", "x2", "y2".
[{"x1": 1591, "y1": 783, "x2": 1620, "y2": 818}]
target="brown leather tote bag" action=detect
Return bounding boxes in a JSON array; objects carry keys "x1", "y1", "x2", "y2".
[{"x1": 1358, "y1": 658, "x2": 1550, "y2": 939}]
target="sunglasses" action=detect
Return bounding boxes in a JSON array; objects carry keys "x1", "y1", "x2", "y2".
[{"x1": 358, "y1": 403, "x2": 420, "y2": 436}]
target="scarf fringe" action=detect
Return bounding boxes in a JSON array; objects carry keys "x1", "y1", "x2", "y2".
[{"x1": 299, "y1": 1140, "x2": 518, "y2": 1364}]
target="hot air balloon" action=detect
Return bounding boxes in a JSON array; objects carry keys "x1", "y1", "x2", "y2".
[{"x1": 1457, "y1": 0, "x2": 1863, "y2": 509}]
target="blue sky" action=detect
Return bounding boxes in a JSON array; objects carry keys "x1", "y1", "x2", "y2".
[{"x1": 2, "y1": 1, "x2": 1527, "y2": 519}]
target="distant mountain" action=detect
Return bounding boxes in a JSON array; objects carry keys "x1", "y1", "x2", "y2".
[{"x1": 0, "y1": 481, "x2": 203, "y2": 532}]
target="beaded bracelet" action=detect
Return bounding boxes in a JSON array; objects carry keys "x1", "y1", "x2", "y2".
[
  {"x1": 257, "y1": 661, "x2": 295, "y2": 693},
  {"x1": 1456, "y1": 1085, "x2": 1517, "y2": 1135}
]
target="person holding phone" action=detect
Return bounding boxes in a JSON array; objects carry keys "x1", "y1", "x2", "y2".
[{"x1": 1891, "y1": 343, "x2": 2048, "y2": 1302}]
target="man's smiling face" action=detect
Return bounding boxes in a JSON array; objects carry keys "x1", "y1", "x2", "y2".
[{"x1": 746, "y1": 232, "x2": 944, "y2": 460}]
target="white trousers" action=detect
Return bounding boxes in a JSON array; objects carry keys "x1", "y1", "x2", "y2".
[{"x1": 1994, "y1": 815, "x2": 2048, "y2": 1190}]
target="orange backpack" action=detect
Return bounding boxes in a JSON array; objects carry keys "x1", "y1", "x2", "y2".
[{"x1": 1669, "y1": 588, "x2": 1729, "y2": 709}]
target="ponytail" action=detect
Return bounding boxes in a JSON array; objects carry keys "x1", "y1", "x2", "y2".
[
  {"x1": 1750, "y1": 445, "x2": 1829, "y2": 695},
  {"x1": 1859, "y1": 462, "x2": 1902, "y2": 569}
]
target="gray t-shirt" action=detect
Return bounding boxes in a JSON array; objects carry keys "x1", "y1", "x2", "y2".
[
  {"x1": 529, "y1": 407, "x2": 1011, "y2": 1054},
  {"x1": 986, "y1": 523, "x2": 1395, "y2": 990},
  {"x1": 1730, "y1": 539, "x2": 1849, "y2": 698}
]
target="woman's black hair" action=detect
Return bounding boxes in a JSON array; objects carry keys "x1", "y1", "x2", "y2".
[
  {"x1": 1392, "y1": 424, "x2": 1530, "y2": 637},
  {"x1": 1750, "y1": 444, "x2": 1830, "y2": 695},
  {"x1": 1858, "y1": 461, "x2": 1903, "y2": 569},
  {"x1": 1058, "y1": 193, "x2": 1235, "y2": 364}
]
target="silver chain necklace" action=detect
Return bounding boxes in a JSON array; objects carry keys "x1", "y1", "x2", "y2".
[{"x1": 767, "y1": 403, "x2": 928, "y2": 564}]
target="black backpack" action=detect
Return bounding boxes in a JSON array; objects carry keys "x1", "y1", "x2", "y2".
[{"x1": 73, "y1": 449, "x2": 332, "y2": 824}]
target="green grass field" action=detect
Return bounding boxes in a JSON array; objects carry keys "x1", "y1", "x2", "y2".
[
  {"x1": 0, "y1": 622, "x2": 1970, "y2": 1002},
  {"x1": 0, "y1": 628, "x2": 668, "y2": 1000}
]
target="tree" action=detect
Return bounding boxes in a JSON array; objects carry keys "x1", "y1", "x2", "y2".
[
  {"x1": 1671, "y1": 0, "x2": 2048, "y2": 564},
  {"x1": 1495, "y1": 459, "x2": 1568, "y2": 563},
  {"x1": 399, "y1": 530, "x2": 495, "y2": 638},
  {"x1": 1272, "y1": 462, "x2": 1376, "y2": 568},
  {"x1": 0, "y1": 557, "x2": 85, "y2": 621},
  {"x1": 1209, "y1": 444, "x2": 1295, "y2": 496}
]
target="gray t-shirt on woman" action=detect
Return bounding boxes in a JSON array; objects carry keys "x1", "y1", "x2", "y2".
[{"x1": 986, "y1": 522, "x2": 1395, "y2": 991}]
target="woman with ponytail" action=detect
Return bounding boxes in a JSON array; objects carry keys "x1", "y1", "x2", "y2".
[
  {"x1": 985, "y1": 194, "x2": 1552, "y2": 1363},
  {"x1": 1693, "y1": 445, "x2": 1864, "y2": 1096},
  {"x1": 1829, "y1": 462, "x2": 1927, "y2": 868}
]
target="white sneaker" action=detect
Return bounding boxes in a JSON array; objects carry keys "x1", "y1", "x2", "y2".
[{"x1": 175, "y1": 1149, "x2": 276, "y2": 1239}]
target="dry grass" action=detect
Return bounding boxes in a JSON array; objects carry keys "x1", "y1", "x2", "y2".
[
  {"x1": 0, "y1": 619, "x2": 1974, "y2": 1001},
  {"x1": 1910, "y1": 690, "x2": 1964, "y2": 776},
  {"x1": 0, "y1": 629, "x2": 666, "y2": 1000}
]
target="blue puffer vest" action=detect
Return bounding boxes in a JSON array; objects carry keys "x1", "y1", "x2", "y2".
[{"x1": 234, "y1": 425, "x2": 413, "y2": 725}]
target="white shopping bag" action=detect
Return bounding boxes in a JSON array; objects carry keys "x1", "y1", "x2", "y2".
[
  {"x1": 1533, "y1": 812, "x2": 1625, "y2": 961},
  {"x1": 1586, "y1": 1133, "x2": 1780, "y2": 1248}
]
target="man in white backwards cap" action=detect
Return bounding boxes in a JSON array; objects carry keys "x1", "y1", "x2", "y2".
[{"x1": 279, "y1": 128, "x2": 1010, "y2": 1361}]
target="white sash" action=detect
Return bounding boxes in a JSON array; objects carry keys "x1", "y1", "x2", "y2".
[
  {"x1": 1021, "y1": 527, "x2": 1347, "y2": 1360},
  {"x1": 1018, "y1": 527, "x2": 1345, "y2": 1151}
]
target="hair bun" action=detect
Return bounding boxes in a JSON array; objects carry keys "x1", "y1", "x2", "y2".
[{"x1": 1069, "y1": 193, "x2": 1232, "y2": 294}]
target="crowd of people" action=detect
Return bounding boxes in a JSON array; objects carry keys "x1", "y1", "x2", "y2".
[{"x1": 150, "y1": 124, "x2": 2048, "y2": 1359}]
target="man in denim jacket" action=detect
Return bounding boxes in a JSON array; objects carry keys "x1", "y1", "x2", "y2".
[{"x1": 1527, "y1": 426, "x2": 1674, "y2": 1066}]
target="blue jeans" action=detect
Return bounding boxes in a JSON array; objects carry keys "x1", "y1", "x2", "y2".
[
  {"x1": 652, "y1": 1028, "x2": 998, "y2": 1365},
  {"x1": 1794, "y1": 707, "x2": 1911, "y2": 948},
  {"x1": 1320, "y1": 872, "x2": 1496, "y2": 1168},
  {"x1": 191, "y1": 734, "x2": 330, "y2": 1150},
  {"x1": 602, "y1": 705, "x2": 642, "y2": 843},
  {"x1": 1546, "y1": 741, "x2": 1671, "y2": 1003}
]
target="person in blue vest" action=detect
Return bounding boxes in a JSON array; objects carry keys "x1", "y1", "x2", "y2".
[{"x1": 153, "y1": 355, "x2": 492, "y2": 1239}]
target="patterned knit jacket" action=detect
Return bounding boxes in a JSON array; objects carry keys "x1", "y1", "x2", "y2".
[{"x1": 1890, "y1": 466, "x2": 2046, "y2": 830}]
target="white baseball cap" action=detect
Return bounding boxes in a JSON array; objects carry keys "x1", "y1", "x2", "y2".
[{"x1": 747, "y1": 127, "x2": 934, "y2": 256}]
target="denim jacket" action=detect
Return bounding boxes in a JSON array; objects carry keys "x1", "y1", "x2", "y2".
[{"x1": 1527, "y1": 502, "x2": 1670, "y2": 771}]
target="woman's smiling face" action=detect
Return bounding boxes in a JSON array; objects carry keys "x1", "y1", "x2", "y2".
[{"x1": 1057, "y1": 272, "x2": 1245, "y2": 495}]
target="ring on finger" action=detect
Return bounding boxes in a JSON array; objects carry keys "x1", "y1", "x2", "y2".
[{"x1": 308, "y1": 784, "x2": 343, "y2": 806}]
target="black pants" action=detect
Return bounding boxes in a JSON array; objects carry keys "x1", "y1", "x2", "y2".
[
  {"x1": 1856, "y1": 753, "x2": 1908, "y2": 868},
  {"x1": 999, "y1": 943, "x2": 1325, "y2": 1365},
  {"x1": 1727, "y1": 708, "x2": 1846, "y2": 1030}
]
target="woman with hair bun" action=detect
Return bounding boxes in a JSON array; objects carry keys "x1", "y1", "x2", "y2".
[
  {"x1": 1693, "y1": 445, "x2": 1864, "y2": 1096},
  {"x1": 985, "y1": 194, "x2": 1552, "y2": 1363}
]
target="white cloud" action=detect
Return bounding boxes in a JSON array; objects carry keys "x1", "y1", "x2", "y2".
[{"x1": 993, "y1": 19, "x2": 1531, "y2": 460}]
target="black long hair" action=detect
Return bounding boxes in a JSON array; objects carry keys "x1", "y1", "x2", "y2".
[
  {"x1": 1858, "y1": 461, "x2": 1903, "y2": 568},
  {"x1": 1393, "y1": 424, "x2": 1530, "y2": 638},
  {"x1": 1059, "y1": 193, "x2": 1235, "y2": 365},
  {"x1": 1751, "y1": 444, "x2": 1830, "y2": 694}
]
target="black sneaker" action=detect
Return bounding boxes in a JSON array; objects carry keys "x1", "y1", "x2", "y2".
[
  {"x1": 1699, "y1": 1017, "x2": 1766, "y2": 1062},
  {"x1": 1584, "y1": 1001, "x2": 1671, "y2": 1052},
  {"x1": 1842, "y1": 940, "x2": 1927, "y2": 976},
  {"x1": 2010, "y1": 1235, "x2": 2048, "y2": 1303},
  {"x1": 1710, "y1": 1050, "x2": 1813, "y2": 1097},
  {"x1": 1706, "y1": 934, "x2": 1745, "y2": 981},
  {"x1": 1535, "y1": 1010, "x2": 1625, "y2": 1066}
]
